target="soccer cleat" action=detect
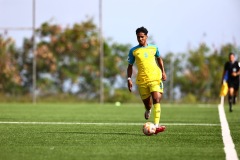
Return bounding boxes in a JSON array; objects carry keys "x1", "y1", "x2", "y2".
[
  {"x1": 144, "y1": 110, "x2": 151, "y2": 120},
  {"x1": 154, "y1": 125, "x2": 166, "y2": 134}
]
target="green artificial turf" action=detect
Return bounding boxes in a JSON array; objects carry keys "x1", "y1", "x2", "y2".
[{"x1": 0, "y1": 103, "x2": 238, "y2": 160}]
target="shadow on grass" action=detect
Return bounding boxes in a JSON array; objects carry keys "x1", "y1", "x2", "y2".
[{"x1": 43, "y1": 131, "x2": 144, "y2": 136}]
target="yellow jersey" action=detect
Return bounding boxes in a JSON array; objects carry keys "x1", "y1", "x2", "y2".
[{"x1": 128, "y1": 44, "x2": 162, "y2": 84}]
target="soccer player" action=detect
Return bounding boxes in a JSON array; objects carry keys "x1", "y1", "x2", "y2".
[
  {"x1": 222, "y1": 52, "x2": 240, "y2": 112},
  {"x1": 127, "y1": 26, "x2": 167, "y2": 134}
]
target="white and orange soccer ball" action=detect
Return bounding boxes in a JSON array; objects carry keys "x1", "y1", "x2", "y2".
[{"x1": 142, "y1": 122, "x2": 156, "y2": 136}]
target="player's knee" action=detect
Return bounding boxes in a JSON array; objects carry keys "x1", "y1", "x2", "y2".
[{"x1": 152, "y1": 97, "x2": 160, "y2": 103}]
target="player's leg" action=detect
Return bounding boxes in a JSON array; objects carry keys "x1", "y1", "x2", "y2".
[
  {"x1": 151, "y1": 91, "x2": 161, "y2": 124},
  {"x1": 138, "y1": 84, "x2": 152, "y2": 119},
  {"x1": 149, "y1": 81, "x2": 165, "y2": 134},
  {"x1": 233, "y1": 90, "x2": 237, "y2": 104},
  {"x1": 142, "y1": 97, "x2": 152, "y2": 120},
  {"x1": 228, "y1": 86, "x2": 234, "y2": 112},
  {"x1": 150, "y1": 81, "x2": 163, "y2": 125},
  {"x1": 151, "y1": 92, "x2": 165, "y2": 133},
  {"x1": 233, "y1": 83, "x2": 239, "y2": 105}
]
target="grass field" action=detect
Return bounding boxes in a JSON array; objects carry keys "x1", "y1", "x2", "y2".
[{"x1": 0, "y1": 103, "x2": 239, "y2": 160}]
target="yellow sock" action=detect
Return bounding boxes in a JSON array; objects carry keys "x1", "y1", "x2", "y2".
[{"x1": 154, "y1": 103, "x2": 161, "y2": 125}]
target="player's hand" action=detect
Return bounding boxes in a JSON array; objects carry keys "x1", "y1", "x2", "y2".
[
  {"x1": 162, "y1": 72, "x2": 167, "y2": 81},
  {"x1": 232, "y1": 72, "x2": 237, "y2": 77},
  {"x1": 128, "y1": 80, "x2": 133, "y2": 92}
]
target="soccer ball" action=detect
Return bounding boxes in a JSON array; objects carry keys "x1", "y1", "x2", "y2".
[{"x1": 143, "y1": 122, "x2": 156, "y2": 136}]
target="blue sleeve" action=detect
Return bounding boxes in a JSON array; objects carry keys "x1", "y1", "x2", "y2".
[
  {"x1": 155, "y1": 46, "x2": 160, "y2": 57},
  {"x1": 223, "y1": 71, "x2": 228, "y2": 81},
  {"x1": 128, "y1": 49, "x2": 135, "y2": 64}
]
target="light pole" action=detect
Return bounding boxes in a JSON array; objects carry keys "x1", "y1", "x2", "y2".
[
  {"x1": 32, "y1": 0, "x2": 37, "y2": 104},
  {"x1": 169, "y1": 57, "x2": 174, "y2": 102},
  {"x1": 0, "y1": 0, "x2": 36, "y2": 104},
  {"x1": 99, "y1": 0, "x2": 104, "y2": 103}
]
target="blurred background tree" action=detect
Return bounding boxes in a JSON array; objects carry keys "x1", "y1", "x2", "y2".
[
  {"x1": 0, "y1": 18, "x2": 238, "y2": 103},
  {"x1": 0, "y1": 37, "x2": 23, "y2": 95}
]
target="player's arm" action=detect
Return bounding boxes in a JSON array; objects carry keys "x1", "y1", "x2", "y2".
[
  {"x1": 222, "y1": 70, "x2": 227, "y2": 82},
  {"x1": 221, "y1": 63, "x2": 228, "y2": 87},
  {"x1": 232, "y1": 62, "x2": 240, "y2": 76},
  {"x1": 127, "y1": 64, "x2": 133, "y2": 92},
  {"x1": 156, "y1": 57, "x2": 167, "y2": 81},
  {"x1": 127, "y1": 49, "x2": 135, "y2": 92}
]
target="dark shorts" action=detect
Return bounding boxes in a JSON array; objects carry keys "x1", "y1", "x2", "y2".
[{"x1": 228, "y1": 80, "x2": 239, "y2": 91}]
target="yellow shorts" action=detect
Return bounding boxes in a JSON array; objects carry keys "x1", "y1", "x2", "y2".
[{"x1": 138, "y1": 80, "x2": 164, "y2": 100}]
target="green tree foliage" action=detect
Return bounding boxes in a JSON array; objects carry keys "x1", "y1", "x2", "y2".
[
  {"x1": 18, "y1": 19, "x2": 101, "y2": 98},
  {"x1": 19, "y1": 18, "x2": 131, "y2": 101},
  {"x1": 184, "y1": 44, "x2": 211, "y2": 101},
  {"x1": 169, "y1": 43, "x2": 238, "y2": 103},
  {"x1": 0, "y1": 37, "x2": 22, "y2": 94},
  {"x1": 105, "y1": 43, "x2": 131, "y2": 86},
  {"x1": 0, "y1": 18, "x2": 238, "y2": 103}
]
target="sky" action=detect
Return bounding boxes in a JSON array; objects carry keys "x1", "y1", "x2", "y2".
[{"x1": 0, "y1": 0, "x2": 240, "y2": 55}]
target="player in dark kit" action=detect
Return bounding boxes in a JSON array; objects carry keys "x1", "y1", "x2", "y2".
[{"x1": 222, "y1": 52, "x2": 240, "y2": 112}]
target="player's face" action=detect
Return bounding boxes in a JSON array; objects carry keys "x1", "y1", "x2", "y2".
[
  {"x1": 137, "y1": 32, "x2": 148, "y2": 46},
  {"x1": 229, "y1": 54, "x2": 235, "y2": 62}
]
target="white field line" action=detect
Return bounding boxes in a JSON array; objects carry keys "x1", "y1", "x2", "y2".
[
  {"x1": 218, "y1": 103, "x2": 239, "y2": 160},
  {"x1": 0, "y1": 121, "x2": 220, "y2": 126}
]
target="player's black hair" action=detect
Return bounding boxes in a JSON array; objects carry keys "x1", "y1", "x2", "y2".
[
  {"x1": 229, "y1": 52, "x2": 235, "y2": 57},
  {"x1": 136, "y1": 26, "x2": 148, "y2": 35}
]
